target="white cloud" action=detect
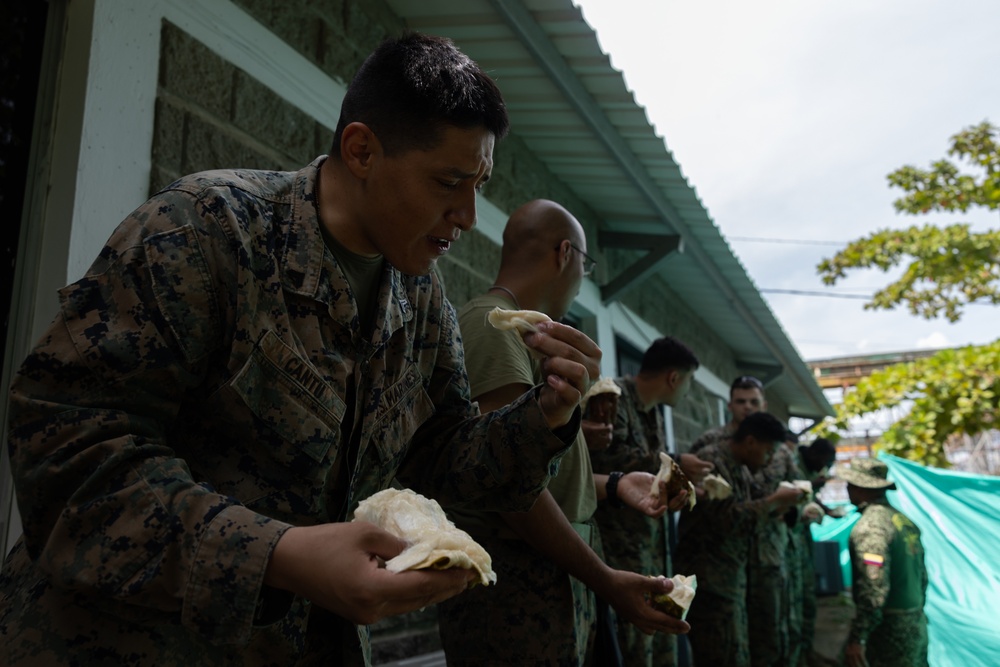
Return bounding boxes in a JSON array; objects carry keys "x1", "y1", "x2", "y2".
[
  {"x1": 916, "y1": 332, "x2": 950, "y2": 350},
  {"x1": 576, "y1": 0, "x2": 1000, "y2": 359}
]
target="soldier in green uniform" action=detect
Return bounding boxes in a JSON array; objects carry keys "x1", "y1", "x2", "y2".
[
  {"x1": 437, "y1": 200, "x2": 689, "y2": 667},
  {"x1": 798, "y1": 437, "x2": 838, "y2": 665},
  {"x1": 675, "y1": 412, "x2": 804, "y2": 667},
  {"x1": 588, "y1": 336, "x2": 714, "y2": 667},
  {"x1": 781, "y1": 430, "x2": 807, "y2": 667},
  {"x1": 0, "y1": 34, "x2": 604, "y2": 667},
  {"x1": 841, "y1": 459, "x2": 928, "y2": 667},
  {"x1": 748, "y1": 429, "x2": 807, "y2": 667},
  {"x1": 689, "y1": 375, "x2": 767, "y2": 454}
]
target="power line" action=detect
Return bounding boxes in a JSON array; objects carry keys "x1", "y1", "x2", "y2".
[
  {"x1": 728, "y1": 236, "x2": 847, "y2": 246},
  {"x1": 759, "y1": 289, "x2": 872, "y2": 299}
]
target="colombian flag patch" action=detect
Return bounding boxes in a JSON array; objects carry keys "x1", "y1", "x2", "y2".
[{"x1": 863, "y1": 553, "x2": 884, "y2": 567}]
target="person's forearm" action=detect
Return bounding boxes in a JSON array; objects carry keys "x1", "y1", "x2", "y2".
[
  {"x1": 591, "y1": 436, "x2": 659, "y2": 474},
  {"x1": 848, "y1": 607, "x2": 881, "y2": 645},
  {"x1": 500, "y1": 490, "x2": 613, "y2": 598},
  {"x1": 397, "y1": 386, "x2": 573, "y2": 512},
  {"x1": 594, "y1": 473, "x2": 610, "y2": 501}
]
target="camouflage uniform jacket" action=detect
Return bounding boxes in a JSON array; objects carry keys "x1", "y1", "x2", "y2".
[
  {"x1": 750, "y1": 444, "x2": 804, "y2": 567},
  {"x1": 0, "y1": 158, "x2": 573, "y2": 666},
  {"x1": 589, "y1": 377, "x2": 676, "y2": 667},
  {"x1": 689, "y1": 422, "x2": 735, "y2": 455},
  {"x1": 590, "y1": 377, "x2": 671, "y2": 576},
  {"x1": 675, "y1": 442, "x2": 774, "y2": 598},
  {"x1": 848, "y1": 499, "x2": 928, "y2": 644}
]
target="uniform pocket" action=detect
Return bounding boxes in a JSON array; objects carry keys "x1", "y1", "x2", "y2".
[
  {"x1": 144, "y1": 224, "x2": 220, "y2": 363},
  {"x1": 368, "y1": 364, "x2": 434, "y2": 466},
  {"x1": 58, "y1": 225, "x2": 220, "y2": 383},
  {"x1": 231, "y1": 330, "x2": 345, "y2": 472}
]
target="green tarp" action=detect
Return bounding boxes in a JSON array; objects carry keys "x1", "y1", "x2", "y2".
[
  {"x1": 811, "y1": 454, "x2": 1000, "y2": 667},
  {"x1": 810, "y1": 500, "x2": 858, "y2": 588}
]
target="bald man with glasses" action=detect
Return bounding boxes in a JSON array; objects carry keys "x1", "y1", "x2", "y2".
[{"x1": 437, "y1": 199, "x2": 688, "y2": 666}]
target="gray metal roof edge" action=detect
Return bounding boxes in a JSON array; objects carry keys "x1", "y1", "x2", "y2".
[{"x1": 519, "y1": 0, "x2": 833, "y2": 417}]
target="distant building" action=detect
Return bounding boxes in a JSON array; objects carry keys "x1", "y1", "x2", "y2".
[{"x1": 807, "y1": 348, "x2": 1000, "y2": 476}]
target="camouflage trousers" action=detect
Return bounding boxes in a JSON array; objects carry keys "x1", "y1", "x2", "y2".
[
  {"x1": 592, "y1": 508, "x2": 674, "y2": 667},
  {"x1": 800, "y1": 528, "x2": 817, "y2": 656},
  {"x1": 616, "y1": 622, "x2": 676, "y2": 667},
  {"x1": 785, "y1": 534, "x2": 804, "y2": 667},
  {"x1": 436, "y1": 533, "x2": 597, "y2": 667},
  {"x1": 685, "y1": 589, "x2": 750, "y2": 667},
  {"x1": 857, "y1": 610, "x2": 928, "y2": 667},
  {"x1": 747, "y1": 562, "x2": 789, "y2": 667}
]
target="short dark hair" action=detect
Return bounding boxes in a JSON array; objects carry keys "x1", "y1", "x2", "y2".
[
  {"x1": 808, "y1": 437, "x2": 837, "y2": 460},
  {"x1": 638, "y1": 336, "x2": 699, "y2": 376},
  {"x1": 784, "y1": 429, "x2": 799, "y2": 444},
  {"x1": 331, "y1": 32, "x2": 510, "y2": 156},
  {"x1": 731, "y1": 375, "x2": 764, "y2": 391},
  {"x1": 734, "y1": 412, "x2": 786, "y2": 445}
]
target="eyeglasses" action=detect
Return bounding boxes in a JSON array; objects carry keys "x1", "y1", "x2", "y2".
[
  {"x1": 731, "y1": 375, "x2": 764, "y2": 390},
  {"x1": 558, "y1": 242, "x2": 597, "y2": 277}
]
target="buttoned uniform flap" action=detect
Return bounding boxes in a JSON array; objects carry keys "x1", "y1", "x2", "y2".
[
  {"x1": 367, "y1": 364, "x2": 435, "y2": 466},
  {"x1": 231, "y1": 330, "x2": 345, "y2": 472}
]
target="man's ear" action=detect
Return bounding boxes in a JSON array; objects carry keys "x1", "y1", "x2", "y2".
[
  {"x1": 555, "y1": 239, "x2": 571, "y2": 271},
  {"x1": 339, "y1": 122, "x2": 380, "y2": 178}
]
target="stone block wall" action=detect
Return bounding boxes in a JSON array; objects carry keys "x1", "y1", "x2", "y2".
[{"x1": 151, "y1": 22, "x2": 330, "y2": 194}]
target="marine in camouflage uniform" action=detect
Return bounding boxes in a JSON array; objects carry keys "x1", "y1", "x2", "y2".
[
  {"x1": 690, "y1": 375, "x2": 767, "y2": 457},
  {"x1": 0, "y1": 157, "x2": 578, "y2": 666},
  {"x1": 785, "y1": 503, "x2": 805, "y2": 667},
  {"x1": 675, "y1": 442, "x2": 775, "y2": 667},
  {"x1": 842, "y1": 460, "x2": 928, "y2": 667},
  {"x1": 747, "y1": 442, "x2": 806, "y2": 667},
  {"x1": 796, "y1": 511, "x2": 818, "y2": 666},
  {"x1": 783, "y1": 443, "x2": 808, "y2": 667},
  {"x1": 437, "y1": 291, "x2": 599, "y2": 666},
  {"x1": 589, "y1": 377, "x2": 676, "y2": 667},
  {"x1": 797, "y1": 439, "x2": 837, "y2": 663}
]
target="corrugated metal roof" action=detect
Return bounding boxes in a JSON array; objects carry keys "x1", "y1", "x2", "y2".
[{"x1": 385, "y1": 0, "x2": 833, "y2": 420}]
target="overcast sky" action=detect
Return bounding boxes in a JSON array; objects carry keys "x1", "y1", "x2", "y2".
[{"x1": 574, "y1": 0, "x2": 1000, "y2": 361}]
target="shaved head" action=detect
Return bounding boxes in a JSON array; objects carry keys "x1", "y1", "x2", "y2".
[
  {"x1": 500, "y1": 199, "x2": 585, "y2": 266},
  {"x1": 493, "y1": 199, "x2": 588, "y2": 321}
]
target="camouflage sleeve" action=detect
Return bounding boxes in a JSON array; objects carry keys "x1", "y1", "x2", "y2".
[
  {"x1": 688, "y1": 432, "x2": 710, "y2": 454},
  {"x1": 6, "y1": 190, "x2": 290, "y2": 645},
  {"x1": 395, "y1": 298, "x2": 575, "y2": 511},
  {"x1": 848, "y1": 516, "x2": 892, "y2": 643},
  {"x1": 751, "y1": 446, "x2": 800, "y2": 500},
  {"x1": 689, "y1": 426, "x2": 727, "y2": 455},
  {"x1": 709, "y1": 494, "x2": 775, "y2": 534},
  {"x1": 698, "y1": 451, "x2": 774, "y2": 532}
]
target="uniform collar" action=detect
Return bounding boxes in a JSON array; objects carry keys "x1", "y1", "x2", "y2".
[
  {"x1": 620, "y1": 376, "x2": 639, "y2": 404},
  {"x1": 281, "y1": 156, "x2": 413, "y2": 345},
  {"x1": 279, "y1": 156, "x2": 328, "y2": 298}
]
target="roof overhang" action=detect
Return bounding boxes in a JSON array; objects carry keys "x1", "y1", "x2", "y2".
[{"x1": 385, "y1": 0, "x2": 834, "y2": 420}]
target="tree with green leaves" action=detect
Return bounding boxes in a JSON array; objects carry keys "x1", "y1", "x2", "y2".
[
  {"x1": 818, "y1": 120, "x2": 1000, "y2": 323},
  {"x1": 816, "y1": 121, "x2": 999, "y2": 467}
]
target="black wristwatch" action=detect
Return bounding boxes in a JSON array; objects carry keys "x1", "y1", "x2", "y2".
[{"x1": 606, "y1": 471, "x2": 624, "y2": 508}]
